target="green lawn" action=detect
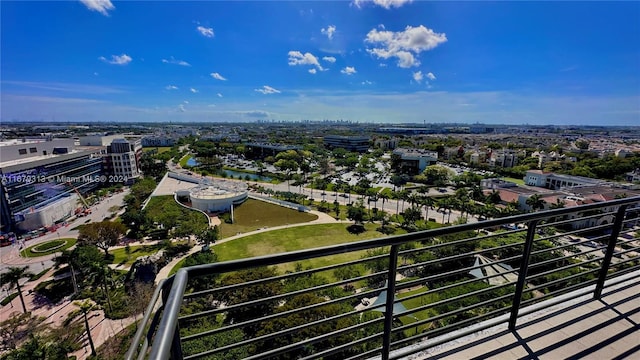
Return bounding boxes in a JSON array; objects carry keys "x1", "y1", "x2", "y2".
[
  {"x1": 503, "y1": 177, "x2": 525, "y2": 185},
  {"x1": 218, "y1": 199, "x2": 318, "y2": 238},
  {"x1": 215, "y1": 223, "x2": 390, "y2": 274},
  {"x1": 110, "y1": 244, "x2": 163, "y2": 266},
  {"x1": 23, "y1": 238, "x2": 77, "y2": 257},
  {"x1": 397, "y1": 286, "x2": 440, "y2": 336},
  {"x1": 144, "y1": 195, "x2": 209, "y2": 229},
  {"x1": 143, "y1": 146, "x2": 172, "y2": 154},
  {"x1": 179, "y1": 154, "x2": 192, "y2": 168}
]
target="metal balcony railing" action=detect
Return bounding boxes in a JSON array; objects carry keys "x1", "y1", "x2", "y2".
[{"x1": 126, "y1": 196, "x2": 640, "y2": 360}]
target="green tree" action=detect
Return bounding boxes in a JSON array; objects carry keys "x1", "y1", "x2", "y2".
[
  {"x1": 526, "y1": 194, "x2": 546, "y2": 212},
  {"x1": 218, "y1": 267, "x2": 283, "y2": 336},
  {"x1": 347, "y1": 199, "x2": 366, "y2": 225},
  {"x1": 197, "y1": 225, "x2": 219, "y2": 250},
  {"x1": 0, "y1": 266, "x2": 34, "y2": 314},
  {"x1": 401, "y1": 206, "x2": 422, "y2": 229},
  {"x1": 74, "y1": 300, "x2": 98, "y2": 357},
  {"x1": 77, "y1": 221, "x2": 127, "y2": 256}
]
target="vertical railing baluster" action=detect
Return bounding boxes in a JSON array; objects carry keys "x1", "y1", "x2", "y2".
[
  {"x1": 594, "y1": 205, "x2": 628, "y2": 299},
  {"x1": 509, "y1": 220, "x2": 539, "y2": 331},
  {"x1": 382, "y1": 245, "x2": 400, "y2": 360}
]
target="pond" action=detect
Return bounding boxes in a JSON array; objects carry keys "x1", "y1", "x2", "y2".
[
  {"x1": 223, "y1": 169, "x2": 272, "y2": 182},
  {"x1": 186, "y1": 157, "x2": 199, "y2": 167},
  {"x1": 185, "y1": 157, "x2": 272, "y2": 181}
]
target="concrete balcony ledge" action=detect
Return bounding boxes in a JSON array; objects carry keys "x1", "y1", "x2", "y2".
[{"x1": 390, "y1": 270, "x2": 640, "y2": 360}]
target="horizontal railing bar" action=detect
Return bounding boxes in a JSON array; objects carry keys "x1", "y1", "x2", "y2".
[
  {"x1": 608, "y1": 258, "x2": 640, "y2": 271},
  {"x1": 605, "y1": 264, "x2": 640, "y2": 280},
  {"x1": 298, "y1": 334, "x2": 383, "y2": 360},
  {"x1": 522, "y1": 268, "x2": 600, "y2": 297},
  {"x1": 345, "y1": 347, "x2": 383, "y2": 360},
  {"x1": 181, "y1": 196, "x2": 640, "y2": 279},
  {"x1": 181, "y1": 287, "x2": 384, "y2": 342},
  {"x1": 526, "y1": 255, "x2": 604, "y2": 282},
  {"x1": 396, "y1": 229, "x2": 524, "y2": 256},
  {"x1": 389, "y1": 314, "x2": 508, "y2": 360},
  {"x1": 540, "y1": 209, "x2": 620, "y2": 228},
  {"x1": 397, "y1": 275, "x2": 515, "y2": 309},
  {"x1": 236, "y1": 318, "x2": 384, "y2": 360},
  {"x1": 396, "y1": 289, "x2": 514, "y2": 329},
  {"x1": 397, "y1": 241, "x2": 525, "y2": 274},
  {"x1": 184, "y1": 312, "x2": 384, "y2": 359},
  {"x1": 391, "y1": 304, "x2": 511, "y2": 351},
  {"x1": 179, "y1": 271, "x2": 387, "y2": 321},
  {"x1": 520, "y1": 278, "x2": 599, "y2": 308},
  {"x1": 184, "y1": 253, "x2": 390, "y2": 299}
]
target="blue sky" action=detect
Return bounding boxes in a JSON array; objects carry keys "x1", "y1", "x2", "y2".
[{"x1": 1, "y1": 0, "x2": 639, "y2": 125}]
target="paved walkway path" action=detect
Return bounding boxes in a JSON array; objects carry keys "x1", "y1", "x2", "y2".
[{"x1": 154, "y1": 209, "x2": 344, "y2": 281}]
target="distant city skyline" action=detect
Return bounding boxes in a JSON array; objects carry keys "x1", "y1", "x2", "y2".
[{"x1": 1, "y1": 1, "x2": 639, "y2": 125}]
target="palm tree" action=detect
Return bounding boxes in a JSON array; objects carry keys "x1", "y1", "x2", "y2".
[
  {"x1": 54, "y1": 249, "x2": 79, "y2": 295},
  {"x1": 549, "y1": 198, "x2": 566, "y2": 209},
  {"x1": 526, "y1": 194, "x2": 546, "y2": 212},
  {"x1": 1, "y1": 266, "x2": 34, "y2": 313},
  {"x1": 89, "y1": 262, "x2": 113, "y2": 314},
  {"x1": 379, "y1": 192, "x2": 389, "y2": 214},
  {"x1": 422, "y1": 196, "x2": 435, "y2": 221},
  {"x1": 75, "y1": 300, "x2": 97, "y2": 356}
]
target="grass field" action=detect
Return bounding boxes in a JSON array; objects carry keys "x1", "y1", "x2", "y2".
[
  {"x1": 179, "y1": 154, "x2": 191, "y2": 168},
  {"x1": 110, "y1": 244, "x2": 164, "y2": 266},
  {"x1": 142, "y1": 146, "x2": 172, "y2": 154},
  {"x1": 397, "y1": 286, "x2": 439, "y2": 336},
  {"x1": 144, "y1": 195, "x2": 209, "y2": 229},
  {"x1": 218, "y1": 199, "x2": 318, "y2": 238},
  {"x1": 503, "y1": 177, "x2": 525, "y2": 185},
  {"x1": 215, "y1": 223, "x2": 392, "y2": 274},
  {"x1": 23, "y1": 238, "x2": 77, "y2": 257}
]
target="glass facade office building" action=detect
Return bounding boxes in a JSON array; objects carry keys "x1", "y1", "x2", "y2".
[{"x1": 0, "y1": 140, "x2": 103, "y2": 233}]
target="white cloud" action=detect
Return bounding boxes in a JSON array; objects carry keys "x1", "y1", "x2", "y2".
[
  {"x1": 190, "y1": 88, "x2": 198, "y2": 93},
  {"x1": 341, "y1": 66, "x2": 357, "y2": 75},
  {"x1": 197, "y1": 26, "x2": 214, "y2": 38},
  {"x1": 365, "y1": 25, "x2": 447, "y2": 68},
  {"x1": 353, "y1": 0, "x2": 413, "y2": 9},
  {"x1": 210, "y1": 72, "x2": 227, "y2": 81},
  {"x1": 362, "y1": 80, "x2": 373, "y2": 85},
  {"x1": 413, "y1": 71, "x2": 423, "y2": 83},
  {"x1": 93, "y1": 72, "x2": 99, "y2": 76},
  {"x1": 162, "y1": 57, "x2": 191, "y2": 66},
  {"x1": 255, "y1": 85, "x2": 281, "y2": 94},
  {"x1": 288, "y1": 51, "x2": 323, "y2": 70},
  {"x1": 165, "y1": 85, "x2": 178, "y2": 90},
  {"x1": 79, "y1": 0, "x2": 114, "y2": 16},
  {"x1": 99, "y1": 54, "x2": 132, "y2": 65},
  {"x1": 321, "y1": 25, "x2": 336, "y2": 40},
  {"x1": 308, "y1": 69, "x2": 317, "y2": 74},
  {"x1": 183, "y1": 100, "x2": 189, "y2": 104},
  {"x1": 178, "y1": 104, "x2": 186, "y2": 112},
  {"x1": 322, "y1": 56, "x2": 336, "y2": 63},
  {"x1": 426, "y1": 72, "x2": 436, "y2": 80},
  {"x1": 217, "y1": 93, "x2": 223, "y2": 98}
]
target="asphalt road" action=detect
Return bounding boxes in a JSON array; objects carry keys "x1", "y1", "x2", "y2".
[{"x1": 0, "y1": 189, "x2": 130, "y2": 274}]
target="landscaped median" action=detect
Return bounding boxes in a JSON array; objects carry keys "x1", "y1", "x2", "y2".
[{"x1": 23, "y1": 238, "x2": 77, "y2": 257}]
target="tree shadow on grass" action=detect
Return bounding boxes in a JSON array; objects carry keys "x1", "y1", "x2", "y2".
[{"x1": 346, "y1": 223, "x2": 366, "y2": 235}]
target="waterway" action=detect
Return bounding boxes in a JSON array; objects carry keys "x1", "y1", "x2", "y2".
[{"x1": 185, "y1": 157, "x2": 272, "y2": 181}]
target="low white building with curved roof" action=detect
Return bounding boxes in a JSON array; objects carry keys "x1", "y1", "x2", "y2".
[{"x1": 176, "y1": 178, "x2": 248, "y2": 213}]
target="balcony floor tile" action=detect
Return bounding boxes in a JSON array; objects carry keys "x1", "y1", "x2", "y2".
[{"x1": 405, "y1": 272, "x2": 640, "y2": 360}]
